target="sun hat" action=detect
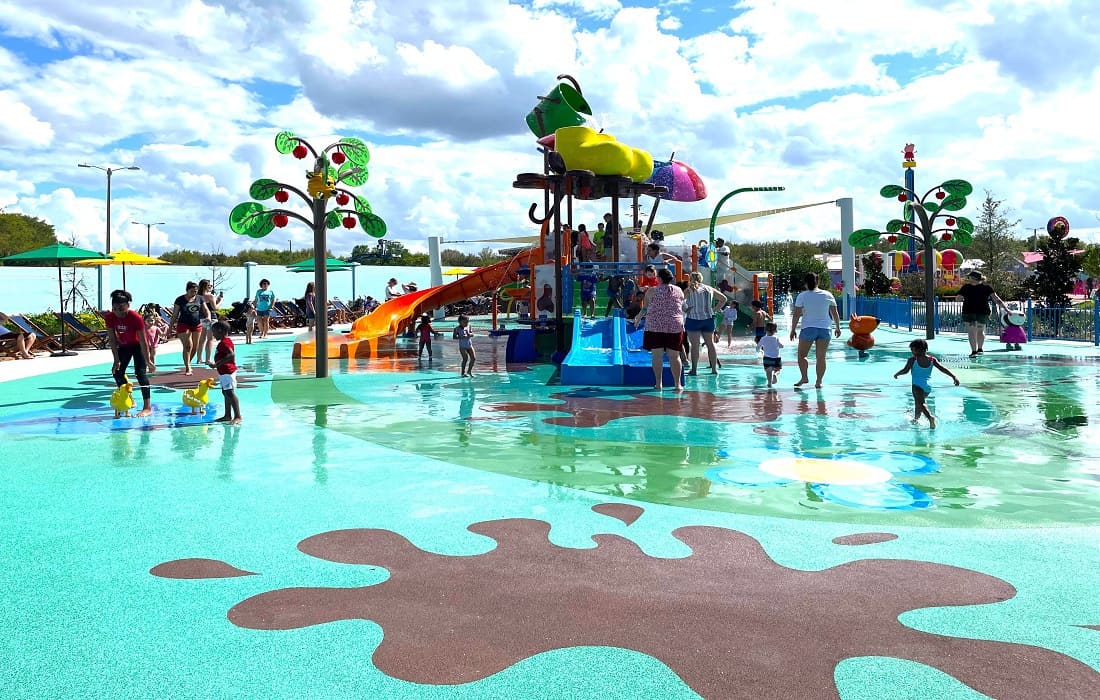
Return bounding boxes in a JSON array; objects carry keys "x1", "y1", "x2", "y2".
[{"x1": 967, "y1": 270, "x2": 984, "y2": 281}]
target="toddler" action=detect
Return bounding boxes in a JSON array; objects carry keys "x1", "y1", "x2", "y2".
[
  {"x1": 756, "y1": 322, "x2": 784, "y2": 387},
  {"x1": 453, "y1": 315, "x2": 476, "y2": 377},
  {"x1": 416, "y1": 313, "x2": 435, "y2": 360}
]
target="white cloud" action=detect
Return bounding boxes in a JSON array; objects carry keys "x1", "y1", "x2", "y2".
[{"x1": 0, "y1": 0, "x2": 1096, "y2": 262}]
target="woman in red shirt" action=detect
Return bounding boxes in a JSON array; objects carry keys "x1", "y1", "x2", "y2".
[{"x1": 104, "y1": 290, "x2": 156, "y2": 417}]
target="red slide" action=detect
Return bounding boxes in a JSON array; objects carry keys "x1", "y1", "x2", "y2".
[
  {"x1": 349, "y1": 249, "x2": 536, "y2": 342},
  {"x1": 294, "y1": 249, "x2": 537, "y2": 358}
]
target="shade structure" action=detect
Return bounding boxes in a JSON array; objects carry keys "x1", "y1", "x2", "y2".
[
  {"x1": 286, "y1": 257, "x2": 354, "y2": 273},
  {"x1": 74, "y1": 248, "x2": 169, "y2": 287},
  {"x1": 1, "y1": 243, "x2": 107, "y2": 356}
]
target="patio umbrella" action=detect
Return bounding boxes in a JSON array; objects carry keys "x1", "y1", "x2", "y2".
[
  {"x1": 442, "y1": 266, "x2": 479, "y2": 277},
  {"x1": 74, "y1": 248, "x2": 169, "y2": 287},
  {"x1": 1, "y1": 243, "x2": 107, "y2": 356},
  {"x1": 286, "y1": 257, "x2": 354, "y2": 273}
]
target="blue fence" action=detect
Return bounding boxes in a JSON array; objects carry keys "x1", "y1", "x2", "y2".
[{"x1": 851, "y1": 296, "x2": 1100, "y2": 345}]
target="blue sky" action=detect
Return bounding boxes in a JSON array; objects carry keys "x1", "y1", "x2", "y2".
[{"x1": 1, "y1": 0, "x2": 1097, "y2": 257}]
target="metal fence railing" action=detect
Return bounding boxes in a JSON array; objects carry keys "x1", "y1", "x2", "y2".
[{"x1": 851, "y1": 295, "x2": 1100, "y2": 345}]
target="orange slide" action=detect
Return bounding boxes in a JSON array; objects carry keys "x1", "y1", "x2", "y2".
[{"x1": 294, "y1": 249, "x2": 537, "y2": 359}]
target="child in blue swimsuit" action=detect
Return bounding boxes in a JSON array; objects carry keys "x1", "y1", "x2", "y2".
[{"x1": 893, "y1": 339, "x2": 959, "y2": 429}]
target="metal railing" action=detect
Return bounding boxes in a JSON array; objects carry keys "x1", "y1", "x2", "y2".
[{"x1": 852, "y1": 295, "x2": 1099, "y2": 345}]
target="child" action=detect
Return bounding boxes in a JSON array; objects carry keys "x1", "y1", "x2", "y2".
[
  {"x1": 142, "y1": 307, "x2": 168, "y2": 365},
  {"x1": 453, "y1": 314, "x2": 476, "y2": 377},
  {"x1": 718, "y1": 300, "x2": 740, "y2": 348},
  {"x1": 577, "y1": 266, "x2": 598, "y2": 317},
  {"x1": 757, "y1": 322, "x2": 784, "y2": 388},
  {"x1": 893, "y1": 338, "x2": 959, "y2": 429},
  {"x1": 243, "y1": 299, "x2": 257, "y2": 344},
  {"x1": 638, "y1": 265, "x2": 659, "y2": 290},
  {"x1": 751, "y1": 299, "x2": 769, "y2": 345},
  {"x1": 416, "y1": 312, "x2": 435, "y2": 360},
  {"x1": 210, "y1": 320, "x2": 242, "y2": 424}
]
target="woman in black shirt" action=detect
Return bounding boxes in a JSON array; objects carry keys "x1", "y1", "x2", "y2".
[{"x1": 955, "y1": 270, "x2": 1006, "y2": 357}]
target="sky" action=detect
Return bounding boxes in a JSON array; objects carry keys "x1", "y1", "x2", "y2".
[{"x1": 1, "y1": 0, "x2": 1098, "y2": 259}]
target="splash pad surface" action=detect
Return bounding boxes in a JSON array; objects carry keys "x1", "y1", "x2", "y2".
[{"x1": 1, "y1": 326, "x2": 1098, "y2": 698}]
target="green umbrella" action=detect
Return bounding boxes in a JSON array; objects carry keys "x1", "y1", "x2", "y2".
[
  {"x1": 286, "y1": 257, "x2": 354, "y2": 273},
  {"x1": 1, "y1": 243, "x2": 107, "y2": 356}
]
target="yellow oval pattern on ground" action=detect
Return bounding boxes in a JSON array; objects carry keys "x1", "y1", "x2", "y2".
[{"x1": 759, "y1": 458, "x2": 892, "y2": 486}]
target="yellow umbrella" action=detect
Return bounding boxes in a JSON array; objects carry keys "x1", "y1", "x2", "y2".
[
  {"x1": 442, "y1": 266, "x2": 479, "y2": 277},
  {"x1": 76, "y1": 249, "x2": 169, "y2": 287}
]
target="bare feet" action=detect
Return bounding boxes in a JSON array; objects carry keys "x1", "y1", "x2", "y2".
[
  {"x1": 214, "y1": 416, "x2": 231, "y2": 422},
  {"x1": 136, "y1": 408, "x2": 153, "y2": 417},
  {"x1": 794, "y1": 379, "x2": 808, "y2": 387},
  {"x1": 814, "y1": 383, "x2": 823, "y2": 389},
  {"x1": 928, "y1": 414, "x2": 937, "y2": 429},
  {"x1": 184, "y1": 368, "x2": 193, "y2": 376},
  {"x1": 230, "y1": 418, "x2": 242, "y2": 425},
  {"x1": 674, "y1": 385, "x2": 684, "y2": 392}
]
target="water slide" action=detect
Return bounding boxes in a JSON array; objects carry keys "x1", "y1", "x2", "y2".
[
  {"x1": 293, "y1": 249, "x2": 537, "y2": 359},
  {"x1": 560, "y1": 311, "x2": 680, "y2": 386}
]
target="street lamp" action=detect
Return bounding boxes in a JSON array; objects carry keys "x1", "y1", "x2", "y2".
[
  {"x1": 132, "y1": 220, "x2": 165, "y2": 257},
  {"x1": 78, "y1": 163, "x2": 140, "y2": 307},
  {"x1": 349, "y1": 261, "x2": 360, "y2": 301}
]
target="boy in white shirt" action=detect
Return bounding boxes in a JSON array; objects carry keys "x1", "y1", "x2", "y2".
[{"x1": 757, "y1": 322, "x2": 784, "y2": 388}]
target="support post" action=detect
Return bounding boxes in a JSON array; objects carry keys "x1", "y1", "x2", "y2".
[
  {"x1": 312, "y1": 198, "x2": 329, "y2": 376},
  {"x1": 429, "y1": 236, "x2": 444, "y2": 320},
  {"x1": 838, "y1": 197, "x2": 855, "y2": 317}
]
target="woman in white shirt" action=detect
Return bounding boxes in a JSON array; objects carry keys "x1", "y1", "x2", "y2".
[{"x1": 788, "y1": 272, "x2": 841, "y2": 388}]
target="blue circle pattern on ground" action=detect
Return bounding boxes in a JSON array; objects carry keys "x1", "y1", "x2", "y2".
[
  {"x1": 0, "y1": 404, "x2": 220, "y2": 435},
  {"x1": 709, "y1": 446, "x2": 939, "y2": 511}
]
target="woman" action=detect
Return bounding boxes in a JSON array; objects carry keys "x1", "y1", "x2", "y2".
[
  {"x1": 303, "y1": 281, "x2": 317, "y2": 333},
  {"x1": 254, "y1": 279, "x2": 275, "y2": 339},
  {"x1": 196, "y1": 279, "x2": 220, "y2": 365},
  {"x1": 788, "y1": 272, "x2": 841, "y2": 388},
  {"x1": 104, "y1": 289, "x2": 156, "y2": 416},
  {"x1": 168, "y1": 281, "x2": 205, "y2": 376},
  {"x1": 631, "y1": 268, "x2": 686, "y2": 392},
  {"x1": 955, "y1": 270, "x2": 1006, "y2": 357},
  {"x1": 683, "y1": 271, "x2": 727, "y2": 375},
  {"x1": 0, "y1": 311, "x2": 36, "y2": 359}
]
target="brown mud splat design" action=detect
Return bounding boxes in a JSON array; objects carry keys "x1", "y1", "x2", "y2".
[
  {"x1": 832, "y1": 533, "x2": 899, "y2": 546},
  {"x1": 215, "y1": 509, "x2": 1099, "y2": 699},
  {"x1": 151, "y1": 558, "x2": 256, "y2": 579},
  {"x1": 482, "y1": 390, "x2": 871, "y2": 428},
  {"x1": 592, "y1": 503, "x2": 643, "y2": 526}
]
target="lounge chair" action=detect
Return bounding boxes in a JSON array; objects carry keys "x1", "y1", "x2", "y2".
[
  {"x1": 8, "y1": 314, "x2": 63, "y2": 353},
  {"x1": 329, "y1": 298, "x2": 356, "y2": 322},
  {"x1": 273, "y1": 301, "x2": 304, "y2": 327},
  {"x1": 56, "y1": 312, "x2": 109, "y2": 349}
]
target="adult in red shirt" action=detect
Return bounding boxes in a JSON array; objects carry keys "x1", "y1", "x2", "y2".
[{"x1": 104, "y1": 289, "x2": 156, "y2": 416}]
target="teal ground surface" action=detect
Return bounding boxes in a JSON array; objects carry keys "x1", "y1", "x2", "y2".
[{"x1": 1, "y1": 327, "x2": 1098, "y2": 698}]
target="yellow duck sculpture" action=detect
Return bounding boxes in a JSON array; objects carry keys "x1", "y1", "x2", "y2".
[
  {"x1": 183, "y1": 377, "x2": 218, "y2": 415},
  {"x1": 110, "y1": 381, "x2": 135, "y2": 418},
  {"x1": 306, "y1": 169, "x2": 337, "y2": 199}
]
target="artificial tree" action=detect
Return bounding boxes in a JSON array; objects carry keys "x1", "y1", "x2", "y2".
[
  {"x1": 230, "y1": 131, "x2": 386, "y2": 378},
  {"x1": 849, "y1": 179, "x2": 975, "y2": 339}
]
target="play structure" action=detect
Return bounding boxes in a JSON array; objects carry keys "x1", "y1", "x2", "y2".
[{"x1": 291, "y1": 75, "x2": 844, "y2": 375}]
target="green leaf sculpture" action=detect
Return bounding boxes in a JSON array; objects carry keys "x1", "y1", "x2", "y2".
[
  {"x1": 229, "y1": 202, "x2": 274, "y2": 239},
  {"x1": 954, "y1": 217, "x2": 974, "y2": 234},
  {"x1": 848, "y1": 228, "x2": 884, "y2": 248},
  {"x1": 339, "y1": 162, "x2": 369, "y2": 187},
  {"x1": 275, "y1": 131, "x2": 298, "y2": 155},
  {"x1": 894, "y1": 237, "x2": 909, "y2": 251},
  {"x1": 353, "y1": 195, "x2": 373, "y2": 217},
  {"x1": 879, "y1": 184, "x2": 905, "y2": 198},
  {"x1": 923, "y1": 201, "x2": 940, "y2": 214},
  {"x1": 940, "y1": 195, "x2": 967, "y2": 212},
  {"x1": 340, "y1": 138, "x2": 371, "y2": 167},
  {"x1": 950, "y1": 229, "x2": 973, "y2": 246},
  {"x1": 325, "y1": 210, "x2": 342, "y2": 230},
  {"x1": 885, "y1": 219, "x2": 905, "y2": 233},
  {"x1": 360, "y1": 213, "x2": 387, "y2": 238},
  {"x1": 941, "y1": 179, "x2": 973, "y2": 197},
  {"x1": 249, "y1": 178, "x2": 281, "y2": 201}
]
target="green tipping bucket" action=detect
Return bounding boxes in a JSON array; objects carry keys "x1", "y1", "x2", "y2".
[{"x1": 525, "y1": 80, "x2": 593, "y2": 138}]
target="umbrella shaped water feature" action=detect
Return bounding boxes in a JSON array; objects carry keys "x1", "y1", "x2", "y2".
[{"x1": 645, "y1": 159, "x2": 707, "y2": 202}]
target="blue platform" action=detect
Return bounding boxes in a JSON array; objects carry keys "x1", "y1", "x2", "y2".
[{"x1": 560, "y1": 310, "x2": 681, "y2": 386}]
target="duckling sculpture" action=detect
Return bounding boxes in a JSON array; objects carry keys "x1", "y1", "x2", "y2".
[
  {"x1": 110, "y1": 381, "x2": 135, "y2": 418},
  {"x1": 183, "y1": 377, "x2": 217, "y2": 415},
  {"x1": 847, "y1": 314, "x2": 881, "y2": 357}
]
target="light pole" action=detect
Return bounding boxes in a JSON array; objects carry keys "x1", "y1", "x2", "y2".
[
  {"x1": 78, "y1": 163, "x2": 140, "y2": 307},
  {"x1": 132, "y1": 220, "x2": 165, "y2": 257},
  {"x1": 1027, "y1": 227, "x2": 1043, "y2": 250},
  {"x1": 349, "y1": 261, "x2": 360, "y2": 301},
  {"x1": 288, "y1": 239, "x2": 293, "y2": 258}
]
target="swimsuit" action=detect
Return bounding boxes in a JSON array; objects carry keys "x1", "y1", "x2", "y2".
[{"x1": 911, "y1": 358, "x2": 934, "y2": 394}]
